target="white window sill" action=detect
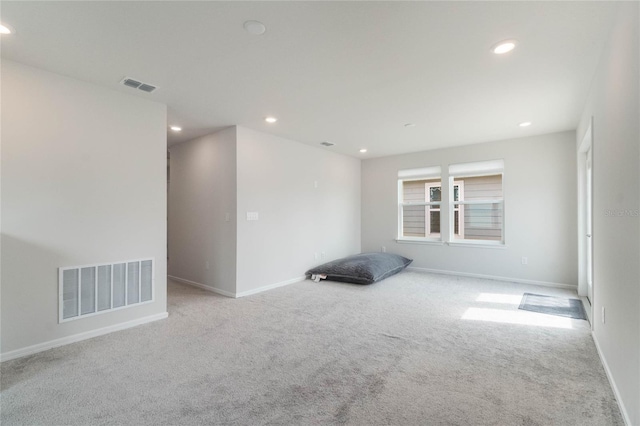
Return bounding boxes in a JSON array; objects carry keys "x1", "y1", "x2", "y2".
[
  {"x1": 395, "y1": 239, "x2": 506, "y2": 249},
  {"x1": 446, "y1": 241, "x2": 507, "y2": 249},
  {"x1": 396, "y1": 238, "x2": 444, "y2": 246}
]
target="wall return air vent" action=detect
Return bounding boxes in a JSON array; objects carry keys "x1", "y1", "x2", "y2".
[
  {"x1": 120, "y1": 77, "x2": 158, "y2": 93},
  {"x1": 59, "y1": 258, "x2": 154, "y2": 323}
]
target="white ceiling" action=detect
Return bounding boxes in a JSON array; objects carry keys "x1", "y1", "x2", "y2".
[{"x1": 1, "y1": 1, "x2": 619, "y2": 158}]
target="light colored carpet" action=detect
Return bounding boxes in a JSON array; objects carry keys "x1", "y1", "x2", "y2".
[{"x1": 1, "y1": 271, "x2": 623, "y2": 425}]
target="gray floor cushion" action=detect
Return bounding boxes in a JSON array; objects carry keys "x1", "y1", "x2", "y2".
[{"x1": 306, "y1": 252, "x2": 413, "y2": 284}]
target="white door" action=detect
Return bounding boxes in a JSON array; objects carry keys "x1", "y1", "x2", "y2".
[{"x1": 586, "y1": 147, "x2": 593, "y2": 303}]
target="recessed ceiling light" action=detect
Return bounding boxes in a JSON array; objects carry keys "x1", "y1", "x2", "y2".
[
  {"x1": 0, "y1": 23, "x2": 14, "y2": 35},
  {"x1": 265, "y1": 117, "x2": 277, "y2": 124},
  {"x1": 519, "y1": 121, "x2": 532, "y2": 127},
  {"x1": 244, "y1": 20, "x2": 266, "y2": 36},
  {"x1": 359, "y1": 149, "x2": 368, "y2": 153},
  {"x1": 404, "y1": 123, "x2": 416, "y2": 128},
  {"x1": 492, "y1": 39, "x2": 518, "y2": 55},
  {"x1": 170, "y1": 126, "x2": 182, "y2": 131}
]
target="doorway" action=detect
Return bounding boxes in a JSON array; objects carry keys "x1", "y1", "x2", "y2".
[
  {"x1": 578, "y1": 118, "x2": 593, "y2": 324},
  {"x1": 586, "y1": 146, "x2": 593, "y2": 303}
]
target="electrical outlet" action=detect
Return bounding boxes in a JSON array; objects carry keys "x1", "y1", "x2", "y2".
[
  {"x1": 225, "y1": 213, "x2": 230, "y2": 222},
  {"x1": 321, "y1": 252, "x2": 325, "y2": 259},
  {"x1": 381, "y1": 246, "x2": 386, "y2": 253},
  {"x1": 246, "y1": 212, "x2": 259, "y2": 221},
  {"x1": 521, "y1": 257, "x2": 528, "y2": 265},
  {"x1": 314, "y1": 180, "x2": 318, "y2": 189},
  {"x1": 602, "y1": 306, "x2": 605, "y2": 324},
  {"x1": 206, "y1": 261, "x2": 210, "y2": 270}
]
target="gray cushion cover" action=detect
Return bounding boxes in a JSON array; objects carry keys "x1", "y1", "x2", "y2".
[{"x1": 306, "y1": 252, "x2": 413, "y2": 285}]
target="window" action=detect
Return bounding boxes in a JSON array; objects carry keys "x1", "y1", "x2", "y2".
[
  {"x1": 398, "y1": 161, "x2": 504, "y2": 245},
  {"x1": 398, "y1": 166, "x2": 442, "y2": 240},
  {"x1": 452, "y1": 181, "x2": 464, "y2": 237},
  {"x1": 423, "y1": 180, "x2": 464, "y2": 237},
  {"x1": 425, "y1": 182, "x2": 441, "y2": 235},
  {"x1": 449, "y1": 160, "x2": 504, "y2": 244}
]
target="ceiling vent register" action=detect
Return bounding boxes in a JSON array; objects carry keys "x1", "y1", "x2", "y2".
[{"x1": 120, "y1": 77, "x2": 158, "y2": 93}]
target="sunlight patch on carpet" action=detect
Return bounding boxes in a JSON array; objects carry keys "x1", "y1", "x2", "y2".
[
  {"x1": 476, "y1": 293, "x2": 523, "y2": 305},
  {"x1": 461, "y1": 307, "x2": 574, "y2": 329}
]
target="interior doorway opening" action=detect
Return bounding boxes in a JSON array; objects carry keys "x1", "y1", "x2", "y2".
[{"x1": 577, "y1": 118, "x2": 593, "y2": 325}]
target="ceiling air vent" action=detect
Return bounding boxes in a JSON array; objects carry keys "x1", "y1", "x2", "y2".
[
  {"x1": 122, "y1": 78, "x2": 142, "y2": 89},
  {"x1": 138, "y1": 83, "x2": 157, "y2": 93},
  {"x1": 120, "y1": 77, "x2": 158, "y2": 93},
  {"x1": 320, "y1": 141, "x2": 335, "y2": 147}
]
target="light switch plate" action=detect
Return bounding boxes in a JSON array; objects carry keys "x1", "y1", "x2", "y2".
[{"x1": 246, "y1": 212, "x2": 259, "y2": 221}]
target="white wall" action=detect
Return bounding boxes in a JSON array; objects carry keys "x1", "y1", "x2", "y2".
[
  {"x1": 168, "y1": 127, "x2": 237, "y2": 295},
  {"x1": 362, "y1": 131, "x2": 577, "y2": 287},
  {"x1": 576, "y1": 2, "x2": 639, "y2": 423},
  {"x1": 1, "y1": 61, "x2": 168, "y2": 358},
  {"x1": 235, "y1": 127, "x2": 361, "y2": 295}
]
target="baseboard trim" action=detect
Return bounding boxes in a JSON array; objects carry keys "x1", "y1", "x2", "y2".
[
  {"x1": 0, "y1": 312, "x2": 168, "y2": 363},
  {"x1": 407, "y1": 267, "x2": 577, "y2": 290},
  {"x1": 168, "y1": 275, "x2": 305, "y2": 298},
  {"x1": 235, "y1": 276, "x2": 306, "y2": 298},
  {"x1": 591, "y1": 332, "x2": 631, "y2": 426},
  {"x1": 168, "y1": 275, "x2": 236, "y2": 298}
]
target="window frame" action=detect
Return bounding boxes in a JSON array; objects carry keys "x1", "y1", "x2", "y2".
[
  {"x1": 452, "y1": 181, "x2": 464, "y2": 238},
  {"x1": 422, "y1": 180, "x2": 465, "y2": 238},
  {"x1": 424, "y1": 182, "x2": 441, "y2": 237},
  {"x1": 448, "y1": 160, "x2": 505, "y2": 246},
  {"x1": 397, "y1": 166, "x2": 442, "y2": 243},
  {"x1": 397, "y1": 161, "x2": 505, "y2": 247}
]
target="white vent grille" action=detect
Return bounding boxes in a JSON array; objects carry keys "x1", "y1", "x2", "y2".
[
  {"x1": 59, "y1": 259, "x2": 154, "y2": 323},
  {"x1": 120, "y1": 77, "x2": 158, "y2": 93},
  {"x1": 122, "y1": 78, "x2": 142, "y2": 89},
  {"x1": 138, "y1": 83, "x2": 156, "y2": 93}
]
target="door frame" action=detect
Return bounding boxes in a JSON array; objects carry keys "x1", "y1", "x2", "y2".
[{"x1": 577, "y1": 117, "x2": 593, "y2": 325}]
